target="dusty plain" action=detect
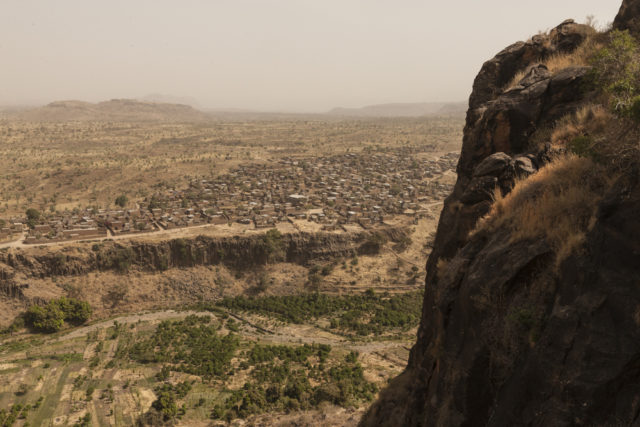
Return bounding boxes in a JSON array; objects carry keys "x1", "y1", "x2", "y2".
[{"x1": 0, "y1": 113, "x2": 462, "y2": 426}]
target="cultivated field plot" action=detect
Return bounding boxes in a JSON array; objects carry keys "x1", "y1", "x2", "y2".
[{"x1": 0, "y1": 291, "x2": 419, "y2": 426}]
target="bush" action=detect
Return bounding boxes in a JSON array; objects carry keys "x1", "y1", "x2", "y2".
[
  {"x1": 590, "y1": 30, "x2": 640, "y2": 117},
  {"x1": 173, "y1": 238, "x2": 189, "y2": 262},
  {"x1": 213, "y1": 291, "x2": 424, "y2": 336},
  {"x1": 115, "y1": 194, "x2": 128, "y2": 208},
  {"x1": 126, "y1": 316, "x2": 239, "y2": 379},
  {"x1": 479, "y1": 155, "x2": 612, "y2": 267}
]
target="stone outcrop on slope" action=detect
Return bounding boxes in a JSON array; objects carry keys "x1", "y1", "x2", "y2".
[{"x1": 361, "y1": 8, "x2": 640, "y2": 427}]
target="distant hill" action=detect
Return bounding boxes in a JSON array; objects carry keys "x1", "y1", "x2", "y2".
[
  {"x1": 14, "y1": 99, "x2": 210, "y2": 122},
  {"x1": 138, "y1": 93, "x2": 201, "y2": 108},
  {"x1": 327, "y1": 102, "x2": 466, "y2": 117}
]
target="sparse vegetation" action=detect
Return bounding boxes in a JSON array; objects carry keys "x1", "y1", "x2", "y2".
[
  {"x1": 0, "y1": 111, "x2": 455, "y2": 426},
  {"x1": 479, "y1": 155, "x2": 611, "y2": 267},
  {"x1": 97, "y1": 245, "x2": 136, "y2": 273}
]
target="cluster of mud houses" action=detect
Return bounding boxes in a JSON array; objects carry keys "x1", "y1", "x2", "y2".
[
  {"x1": 3, "y1": 151, "x2": 458, "y2": 244},
  {"x1": 0, "y1": 221, "x2": 23, "y2": 241},
  {"x1": 141, "y1": 151, "x2": 458, "y2": 230}
]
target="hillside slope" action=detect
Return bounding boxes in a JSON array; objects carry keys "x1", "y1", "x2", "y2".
[{"x1": 361, "y1": 2, "x2": 640, "y2": 426}]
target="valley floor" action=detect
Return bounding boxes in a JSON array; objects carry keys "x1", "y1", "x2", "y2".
[{"x1": 0, "y1": 303, "x2": 415, "y2": 426}]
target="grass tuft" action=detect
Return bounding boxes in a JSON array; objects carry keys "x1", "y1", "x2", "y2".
[{"x1": 476, "y1": 155, "x2": 613, "y2": 268}]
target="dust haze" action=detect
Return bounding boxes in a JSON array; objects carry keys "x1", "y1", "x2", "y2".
[{"x1": 0, "y1": 0, "x2": 620, "y2": 112}]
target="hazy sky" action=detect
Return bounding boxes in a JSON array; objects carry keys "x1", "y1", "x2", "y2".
[{"x1": 0, "y1": 1, "x2": 622, "y2": 112}]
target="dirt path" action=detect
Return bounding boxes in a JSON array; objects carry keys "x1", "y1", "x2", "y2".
[
  {"x1": 58, "y1": 310, "x2": 211, "y2": 341},
  {"x1": 0, "y1": 223, "x2": 226, "y2": 249}
]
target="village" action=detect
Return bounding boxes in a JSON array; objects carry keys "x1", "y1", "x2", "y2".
[{"x1": 0, "y1": 150, "x2": 458, "y2": 245}]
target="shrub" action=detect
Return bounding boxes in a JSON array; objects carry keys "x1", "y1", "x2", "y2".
[
  {"x1": 589, "y1": 30, "x2": 640, "y2": 116},
  {"x1": 115, "y1": 194, "x2": 128, "y2": 208},
  {"x1": 504, "y1": 26, "x2": 601, "y2": 91},
  {"x1": 173, "y1": 238, "x2": 189, "y2": 262},
  {"x1": 126, "y1": 317, "x2": 239, "y2": 379},
  {"x1": 362, "y1": 232, "x2": 387, "y2": 253},
  {"x1": 214, "y1": 291, "x2": 424, "y2": 336}
]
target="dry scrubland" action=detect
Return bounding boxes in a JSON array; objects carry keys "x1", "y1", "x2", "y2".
[
  {"x1": 0, "y1": 117, "x2": 461, "y2": 217},
  {"x1": 0, "y1": 115, "x2": 462, "y2": 426}
]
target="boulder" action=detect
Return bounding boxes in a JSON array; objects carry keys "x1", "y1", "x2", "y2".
[
  {"x1": 473, "y1": 152, "x2": 514, "y2": 178},
  {"x1": 549, "y1": 19, "x2": 594, "y2": 53}
]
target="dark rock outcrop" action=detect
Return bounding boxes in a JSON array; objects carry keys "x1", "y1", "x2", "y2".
[
  {"x1": 361, "y1": 6, "x2": 640, "y2": 426},
  {"x1": 615, "y1": 0, "x2": 640, "y2": 36}
]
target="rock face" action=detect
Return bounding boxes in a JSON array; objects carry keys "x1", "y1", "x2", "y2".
[
  {"x1": 361, "y1": 8, "x2": 640, "y2": 427},
  {"x1": 0, "y1": 227, "x2": 405, "y2": 298},
  {"x1": 615, "y1": 0, "x2": 640, "y2": 36}
]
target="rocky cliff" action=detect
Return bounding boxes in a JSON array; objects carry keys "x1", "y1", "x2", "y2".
[
  {"x1": 361, "y1": 2, "x2": 640, "y2": 426},
  {"x1": 0, "y1": 227, "x2": 405, "y2": 300}
]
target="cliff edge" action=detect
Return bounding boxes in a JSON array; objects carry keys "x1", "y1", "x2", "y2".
[{"x1": 361, "y1": 1, "x2": 640, "y2": 425}]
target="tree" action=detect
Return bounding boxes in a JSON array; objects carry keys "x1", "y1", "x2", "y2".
[
  {"x1": 152, "y1": 391, "x2": 178, "y2": 420},
  {"x1": 115, "y1": 194, "x2": 128, "y2": 208},
  {"x1": 53, "y1": 297, "x2": 92, "y2": 324},
  {"x1": 25, "y1": 304, "x2": 64, "y2": 333},
  {"x1": 25, "y1": 208, "x2": 41, "y2": 228},
  {"x1": 262, "y1": 228, "x2": 285, "y2": 262}
]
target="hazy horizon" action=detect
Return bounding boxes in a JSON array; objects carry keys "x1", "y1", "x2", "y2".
[{"x1": 0, "y1": 1, "x2": 621, "y2": 113}]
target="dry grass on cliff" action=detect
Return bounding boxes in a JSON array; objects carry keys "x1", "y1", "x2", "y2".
[
  {"x1": 551, "y1": 104, "x2": 640, "y2": 170},
  {"x1": 478, "y1": 155, "x2": 612, "y2": 267},
  {"x1": 551, "y1": 104, "x2": 611, "y2": 145},
  {"x1": 504, "y1": 32, "x2": 603, "y2": 91}
]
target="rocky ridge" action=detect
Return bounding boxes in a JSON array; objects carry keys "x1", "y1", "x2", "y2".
[
  {"x1": 361, "y1": 3, "x2": 640, "y2": 426},
  {"x1": 0, "y1": 227, "x2": 406, "y2": 302}
]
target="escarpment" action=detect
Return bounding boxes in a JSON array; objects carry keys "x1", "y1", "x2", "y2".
[
  {"x1": 361, "y1": 5, "x2": 640, "y2": 427},
  {"x1": 0, "y1": 227, "x2": 405, "y2": 298}
]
